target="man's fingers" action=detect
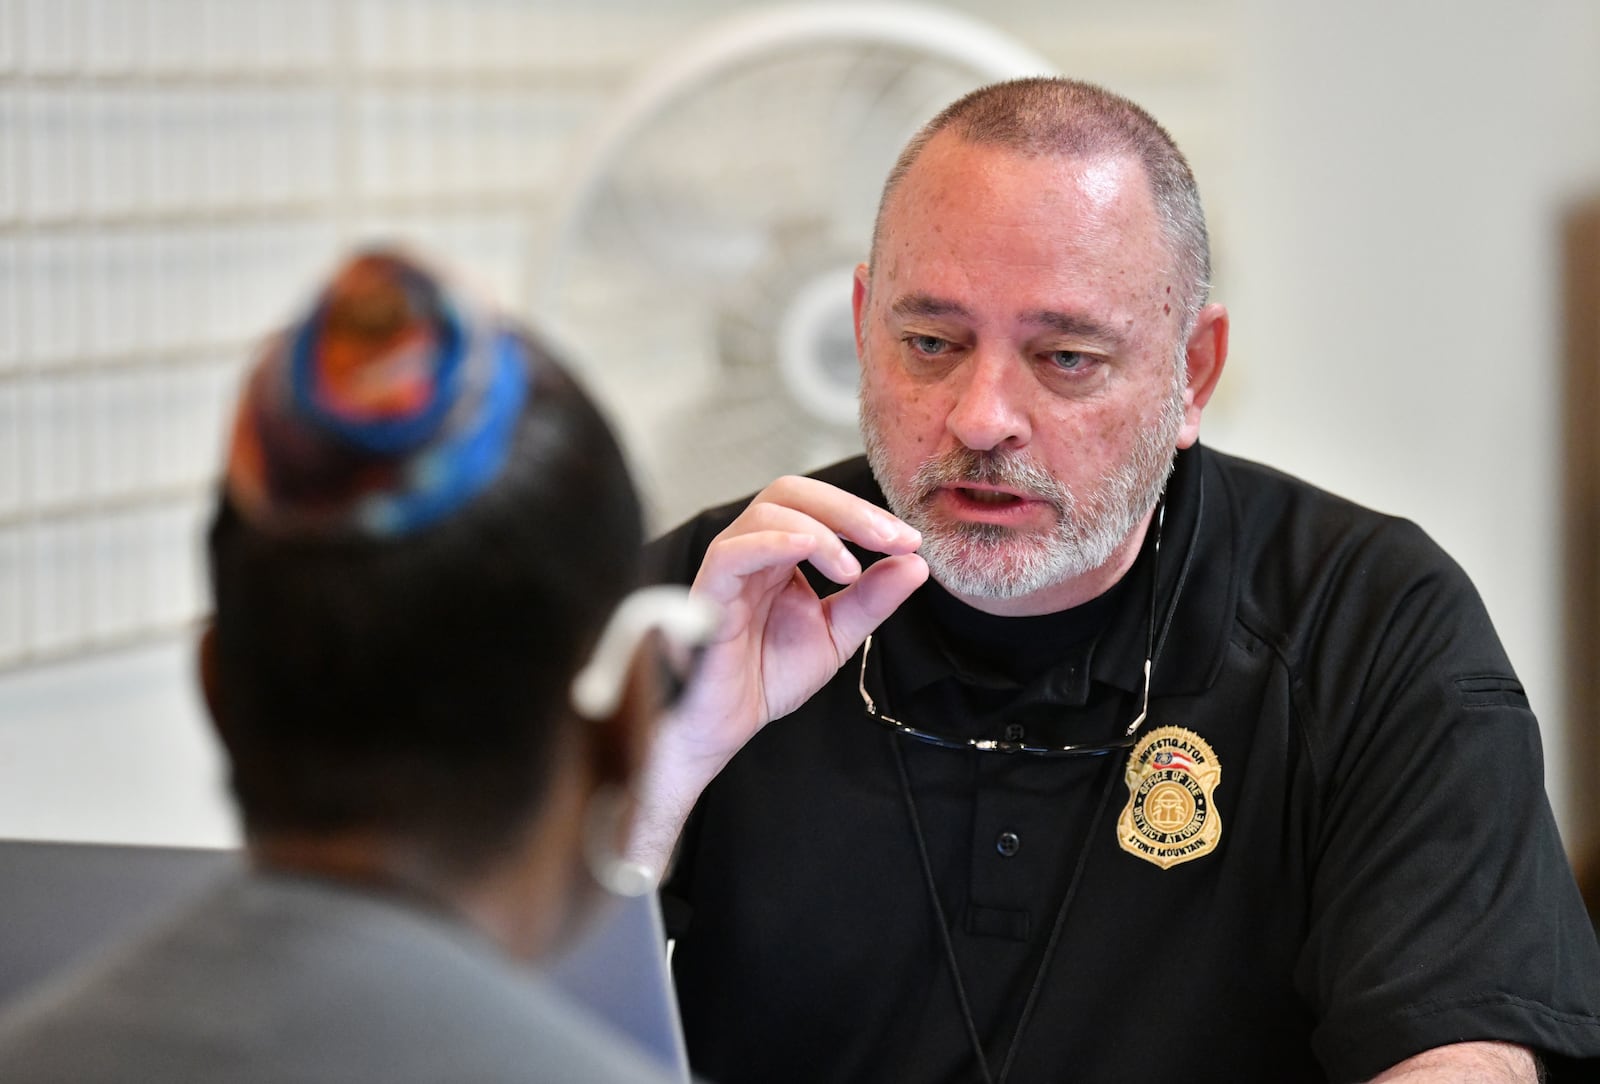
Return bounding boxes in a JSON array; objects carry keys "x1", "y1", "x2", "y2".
[
  {"x1": 726, "y1": 502, "x2": 866, "y2": 585},
  {"x1": 690, "y1": 478, "x2": 923, "y2": 614},
  {"x1": 822, "y1": 552, "x2": 930, "y2": 657},
  {"x1": 693, "y1": 530, "x2": 821, "y2": 604},
  {"x1": 752, "y1": 476, "x2": 922, "y2": 556}
]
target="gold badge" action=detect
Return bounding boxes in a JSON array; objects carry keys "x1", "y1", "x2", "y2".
[{"x1": 1117, "y1": 726, "x2": 1222, "y2": 870}]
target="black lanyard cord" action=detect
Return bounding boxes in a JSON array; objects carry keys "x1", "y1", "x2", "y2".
[{"x1": 891, "y1": 736, "x2": 1122, "y2": 1084}]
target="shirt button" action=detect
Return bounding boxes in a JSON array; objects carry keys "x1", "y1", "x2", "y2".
[
  {"x1": 996, "y1": 831, "x2": 1021, "y2": 857},
  {"x1": 1004, "y1": 723, "x2": 1025, "y2": 742}
]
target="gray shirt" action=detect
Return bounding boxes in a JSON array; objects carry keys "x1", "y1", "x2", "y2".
[{"x1": 0, "y1": 870, "x2": 681, "y2": 1082}]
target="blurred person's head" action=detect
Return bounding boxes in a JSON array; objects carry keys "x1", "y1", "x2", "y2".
[{"x1": 201, "y1": 249, "x2": 710, "y2": 959}]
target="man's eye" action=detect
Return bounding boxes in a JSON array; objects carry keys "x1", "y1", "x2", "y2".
[
  {"x1": 905, "y1": 335, "x2": 950, "y2": 356},
  {"x1": 1047, "y1": 350, "x2": 1090, "y2": 372}
]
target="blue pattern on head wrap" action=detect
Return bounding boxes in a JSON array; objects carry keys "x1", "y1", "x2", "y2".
[{"x1": 356, "y1": 330, "x2": 529, "y2": 537}]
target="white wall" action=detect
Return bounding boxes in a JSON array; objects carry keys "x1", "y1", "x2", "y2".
[
  {"x1": 0, "y1": 639, "x2": 235, "y2": 846},
  {"x1": 1218, "y1": 0, "x2": 1600, "y2": 848}
]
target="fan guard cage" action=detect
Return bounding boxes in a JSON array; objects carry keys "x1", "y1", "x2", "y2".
[{"x1": 537, "y1": 3, "x2": 1053, "y2": 527}]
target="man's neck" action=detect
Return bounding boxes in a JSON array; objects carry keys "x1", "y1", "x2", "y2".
[
  {"x1": 247, "y1": 823, "x2": 574, "y2": 962},
  {"x1": 249, "y1": 831, "x2": 461, "y2": 910}
]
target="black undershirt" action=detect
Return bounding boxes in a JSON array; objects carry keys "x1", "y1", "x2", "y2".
[{"x1": 919, "y1": 572, "x2": 1131, "y2": 686}]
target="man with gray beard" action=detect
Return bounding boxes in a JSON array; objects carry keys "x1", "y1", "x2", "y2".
[{"x1": 628, "y1": 78, "x2": 1600, "y2": 1084}]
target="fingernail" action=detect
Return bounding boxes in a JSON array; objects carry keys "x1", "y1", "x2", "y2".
[{"x1": 883, "y1": 521, "x2": 921, "y2": 546}]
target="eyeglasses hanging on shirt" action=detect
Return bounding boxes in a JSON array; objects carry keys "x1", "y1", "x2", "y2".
[{"x1": 857, "y1": 500, "x2": 1166, "y2": 757}]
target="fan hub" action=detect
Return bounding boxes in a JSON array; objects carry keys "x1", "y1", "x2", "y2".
[{"x1": 776, "y1": 266, "x2": 862, "y2": 427}]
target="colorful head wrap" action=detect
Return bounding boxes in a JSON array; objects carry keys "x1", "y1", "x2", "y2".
[{"x1": 224, "y1": 251, "x2": 529, "y2": 538}]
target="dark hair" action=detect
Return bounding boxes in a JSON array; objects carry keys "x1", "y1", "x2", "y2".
[
  {"x1": 872, "y1": 77, "x2": 1211, "y2": 332},
  {"x1": 207, "y1": 333, "x2": 643, "y2": 875}
]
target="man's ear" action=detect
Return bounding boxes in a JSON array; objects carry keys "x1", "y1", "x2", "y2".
[
  {"x1": 852, "y1": 262, "x2": 871, "y2": 363},
  {"x1": 196, "y1": 620, "x2": 234, "y2": 754},
  {"x1": 1177, "y1": 303, "x2": 1229, "y2": 450}
]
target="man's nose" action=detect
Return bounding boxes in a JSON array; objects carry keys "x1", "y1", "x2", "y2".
[{"x1": 944, "y1": 349, "x2": 1031, "y2": 452}]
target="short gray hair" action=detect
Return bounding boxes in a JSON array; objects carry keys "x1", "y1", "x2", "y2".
[{"x1": 871, "y1": 77, "x2": 1212, "y2": 335}]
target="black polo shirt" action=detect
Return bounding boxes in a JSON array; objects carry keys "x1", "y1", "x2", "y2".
[{"x1": 648, "y1": 445, "x2": 1600, "y2": 1084}]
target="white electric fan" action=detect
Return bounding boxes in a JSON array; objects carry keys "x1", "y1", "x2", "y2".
[{"x1": 535, "y1": 3, "x2": 1054, "y2": 528}]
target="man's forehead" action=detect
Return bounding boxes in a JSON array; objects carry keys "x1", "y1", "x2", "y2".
[
  {"x1": 876, "y1": 142, "x2": 1160, "y2": 263},
  {"x1": 871, "y1": 136, "x2": 1172, "y2": 301}
]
